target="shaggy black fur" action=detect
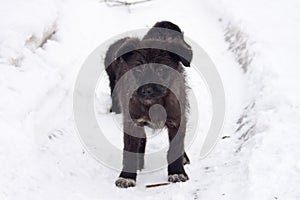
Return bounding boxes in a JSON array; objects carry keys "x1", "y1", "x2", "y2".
[{"x1": 104, "y1": 21, "x2": 192, "y2": 188}]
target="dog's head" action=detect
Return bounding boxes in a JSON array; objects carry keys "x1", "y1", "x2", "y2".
[{"x1": 114, "y1": 37, "x2": 192, "y2": 106}]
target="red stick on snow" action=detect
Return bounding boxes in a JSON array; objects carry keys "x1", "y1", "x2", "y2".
[{"x1": 145, "y1": 182, "x2": 170, "y2": 188}]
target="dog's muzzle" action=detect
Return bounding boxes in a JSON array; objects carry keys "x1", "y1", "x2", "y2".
[{"x1": 137, "y1": 83, "x2": 166, "y2": 98}]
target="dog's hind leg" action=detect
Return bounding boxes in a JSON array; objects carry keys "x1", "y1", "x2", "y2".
[
  {"x1": 111, "y1": 94, "x2": 121, "y2": 114},
  {"x1": 106, "y1": 74, "x2": 121, "y2": 113},
  {"x1": 183, "y1": 152, "x2": 190, "y2": 165}
]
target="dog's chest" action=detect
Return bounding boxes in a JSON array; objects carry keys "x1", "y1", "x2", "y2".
[{"x1": 135, "y1": 117, "x2": 165, "y2": 129}]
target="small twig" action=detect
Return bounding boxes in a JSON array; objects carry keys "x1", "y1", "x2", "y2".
[
  {"x1": 145, "y1": 182, "x2": 170, "y2": 188},
  {"x1": 221, "y1": 136, "x2": 230, "y2": 139},
  {"x1": 101, "y1": 0, "x2": 152, "y2": 7}
]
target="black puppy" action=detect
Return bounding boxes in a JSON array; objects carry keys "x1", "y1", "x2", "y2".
[{"x1": 104, "y1": 21, "x2": 192, "y2": 188}]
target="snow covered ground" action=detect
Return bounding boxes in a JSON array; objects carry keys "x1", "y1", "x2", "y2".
[{"x1": 0, "y1": 0, "x2": 300, "y2": 199}]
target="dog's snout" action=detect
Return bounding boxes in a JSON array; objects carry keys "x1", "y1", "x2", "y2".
[
  {"x1": 138, "y1": 85, "x2": 154, "y2": 97},
  {"x1": 137, "y1": 84, "x2": 166, "y2": 98}
]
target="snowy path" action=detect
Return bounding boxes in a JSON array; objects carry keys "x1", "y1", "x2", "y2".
[{"x1": 1, "y1": 0, "x2": 300, "y2": 199}]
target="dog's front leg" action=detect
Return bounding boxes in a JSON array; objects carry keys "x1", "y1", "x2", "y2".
[
  {"x1": 167, "y1": 124, "x2": 189, "y2": 183},
  {"x1": 115, "y1": 121, "x2": 145, "y2": 188}
]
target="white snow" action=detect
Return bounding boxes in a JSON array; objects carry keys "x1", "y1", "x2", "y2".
[{"x1": 0, "y1": 0, "x2": 300, "y2": 199}]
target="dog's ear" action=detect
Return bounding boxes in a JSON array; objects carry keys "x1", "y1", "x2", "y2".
[
  {"x1": 116, "y1": 38, "x2": 140, "y2": 63},
  {"x1": 167, "y1": 40, "x2": 193, "y2": 67}
]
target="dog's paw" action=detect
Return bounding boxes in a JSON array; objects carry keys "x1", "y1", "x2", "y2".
[
  {"x1": 168, "y1": 174, "x2": 189, "y2": 183},
  {"x1": 115, "y1": 177, "x2": 136, "y2": 188}
]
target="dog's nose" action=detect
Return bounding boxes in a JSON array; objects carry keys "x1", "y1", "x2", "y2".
[{"x1": 138, "y1": 85, "x2": 154, "y2": 97}]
